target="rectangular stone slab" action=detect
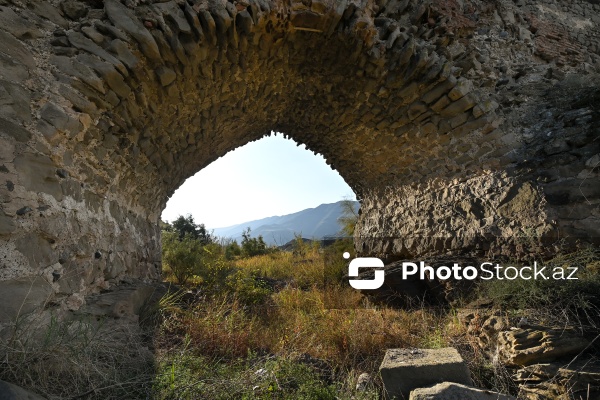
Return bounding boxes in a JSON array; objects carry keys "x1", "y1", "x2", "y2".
[{"x1": 379, "y1": 347, "x2": 472, "y2": 399}]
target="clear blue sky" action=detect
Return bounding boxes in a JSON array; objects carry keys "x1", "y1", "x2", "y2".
[{"x1": 161, "y1": 133, "x2": 356, "y2": 229}]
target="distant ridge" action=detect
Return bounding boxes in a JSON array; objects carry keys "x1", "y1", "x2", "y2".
[{"x1": 212, "y1": 200, "x2": 359, "y2": 246}]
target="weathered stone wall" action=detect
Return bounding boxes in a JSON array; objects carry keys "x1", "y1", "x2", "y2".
[{"x1": 0, "y1": 0, "x2": 598, "y2": 324}]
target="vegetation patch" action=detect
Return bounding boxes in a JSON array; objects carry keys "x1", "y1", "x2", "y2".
[{"x1": 1, "y1": 211, "x2": 598, "y2": 399}]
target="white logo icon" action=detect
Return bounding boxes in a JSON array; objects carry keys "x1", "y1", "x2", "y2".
[{"x1": 344, "y1": 252, "x2": 385, "y2": 290}]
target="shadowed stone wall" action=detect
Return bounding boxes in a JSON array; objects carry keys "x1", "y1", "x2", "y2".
[{"x1": 0, "y1": 0, "x2": 598, "y2": 323}]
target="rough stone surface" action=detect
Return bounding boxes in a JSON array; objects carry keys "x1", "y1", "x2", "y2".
[
  {"x1": 380, "y1": 348, "x2": 472, "y2": 399},
  {"x1": 75, "y1": 283, "x2": 158, "y2": 320},
  {"x1": 457, "y1": 307, "x2": 600, "y2": 399},
  {"x1": 459, "y1": 308, "x2": 511, "y2": 354},
  {"x1": 0, "y1": 0, "x2": 598, "y2": 322},
  {"x1": 518, "y1": 361, "x2": 600, "y2": 400},
  {"x1": 409, "y1": 382, "x2": 515, "y2": 400},
  {"x1": 497, "y1": 326, "x2": 590, "y2": 367},
  {"x1": 0, "y1": 277, "x2": 54, "y2": 324}
]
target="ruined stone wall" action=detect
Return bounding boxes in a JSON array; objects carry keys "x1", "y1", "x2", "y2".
[
  {"x1": 356, "y1": 0, "x2": 600, "y2": 260},
  {"x1": 0, "y1": 0, "x2": 598, "y2": 324}
]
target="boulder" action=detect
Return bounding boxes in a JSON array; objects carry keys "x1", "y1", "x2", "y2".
[
  {"x1": 409, "y1": 382, "x2": 515, "y2": 400},
  {"x1": 379, "y1": 348, "x2": 472, "y2": 399}
]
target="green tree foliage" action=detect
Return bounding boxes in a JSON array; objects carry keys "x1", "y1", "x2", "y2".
[
  {"x1": 171, "y1": 214, "x2": 213, "y2": 245},
  {"x1": 224, "y1": 240, "x2": 242, "y2": 260},
  {"x1": 199, "y1": 243, "x2": 236, "y2": 293},
  {"x1": 241, "y1": 228, "x2": 269, "y2": 257}
]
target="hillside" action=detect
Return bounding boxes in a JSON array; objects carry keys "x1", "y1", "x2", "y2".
[{"x1": 212, "y1": 201, "x2": 359, "y2": 245}]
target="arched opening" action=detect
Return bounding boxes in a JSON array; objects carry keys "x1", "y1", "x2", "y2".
[{"x1": 161, "y1": 132, "x2": 356, "y2": 240}]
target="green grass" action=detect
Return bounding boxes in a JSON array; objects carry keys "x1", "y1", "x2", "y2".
[{"x1": 153, "y1": 351, "x2": 342, "y2": 400}]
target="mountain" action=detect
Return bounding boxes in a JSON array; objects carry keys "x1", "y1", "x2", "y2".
[{"x1": 212, "y1": 200, "x2": 359, "y2": 246}]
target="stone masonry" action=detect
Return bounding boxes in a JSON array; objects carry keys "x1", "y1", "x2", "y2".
[{"x1": 0, "y1": 0, "x2": 599, "y2": 323}]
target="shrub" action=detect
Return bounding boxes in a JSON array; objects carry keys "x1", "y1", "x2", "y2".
[
  {"x1": 162, "y1": 231, "x2": 205, "y2": 285},
  {"x1": 225, "y1": 240, "x2": 242, "y2": 260},
  {"x1": 225, "y1": 270, "x2": 273, "y2": 306},
  {"x1": 241, "y1": 228, "x2": 269, "y2": 257}
]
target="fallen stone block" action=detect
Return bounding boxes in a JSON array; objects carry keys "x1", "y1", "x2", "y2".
[
  {"x1": 380, "y1": 347, "x2": 472, "y2": 399},
  {"x1": 409, "y1": 382, "x2": 516, "y2": 400}
]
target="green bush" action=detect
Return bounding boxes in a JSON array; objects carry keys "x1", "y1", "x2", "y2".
[
  {"x1": 200, "y1": 249, "x2": 237, "y2": 294},
  {"x1": 225, "y1": 240, "x2": 242, "y2": 260},
  {"x1": 241, "y1": 228, "x2": 269, "y2": 257},
  {"x1": 162, "y1": 231, "x2": 205, "y2": 285},
  {"x1": 225, "y1": 270, "x2": 273, "y2": 306}
]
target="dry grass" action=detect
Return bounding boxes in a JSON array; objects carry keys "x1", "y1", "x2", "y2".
[
  {"x1": 232, "y1": 245, "x2": 325, "y2": 289},
  {"x1": 154, "y1": 238, "x2": 463, "y2": 397},
  {"x1": 0, "y1": 314, "x2": 155, "y2": 399},
  {"x1": 156, "y1": 283, "x2": 461, "y2": 398}
]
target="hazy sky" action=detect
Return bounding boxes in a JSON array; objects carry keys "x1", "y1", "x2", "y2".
[{"x1": 161, "y1": 133, "x2": 356, "y2": 229}]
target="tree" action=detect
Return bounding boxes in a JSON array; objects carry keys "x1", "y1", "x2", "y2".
[
  {"x1": 241, "y1": 228, "x2": 268, "y2": 257},
  {"x1": 338, "y1": 198, "x2": 359, "y2": 237},
  {"x1": 224, "y1": 240, "x2": 242, "y2": 260},
  {"x1": 171, "y1": 214, "x2": 212, "y2": 245}
]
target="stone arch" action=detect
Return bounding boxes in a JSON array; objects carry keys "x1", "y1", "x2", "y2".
[{"x1": 0, "y1": 0, "x2": 599, "y2": 320}]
